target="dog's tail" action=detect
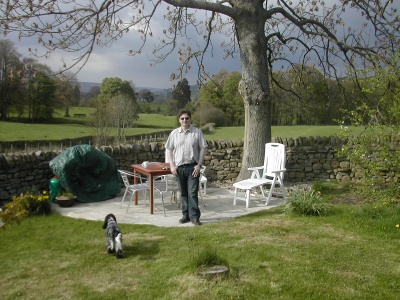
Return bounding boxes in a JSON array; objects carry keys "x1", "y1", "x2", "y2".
[{"x1": 115, "y1": 233, "x2": 123, "y2": 259}]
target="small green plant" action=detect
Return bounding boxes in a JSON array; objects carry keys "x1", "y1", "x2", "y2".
[
  {"x1": 0, "y1": 188, "x2": 51, "y2": 229},
  {"x1": 189, "y1": 246, "x2": 229, "y2": 271},
  {"x1": 352, "y1": 197, "x2": 400, "y2": 236},
  {"x1": 310, "y1": 180, "x2": 327, "y2": 193},
  {"x1": 0, "y1": 194, "x2": 29, "y2": 229},
  {"x1": 57, "y1": 191, "x2": 75, "y2": 199},
  {"x1": 312, "y1": 180, "x2": 353, "y2": 194},
  {"x1": 284, "y1": 188, "x2": 332, "y2": 216}
]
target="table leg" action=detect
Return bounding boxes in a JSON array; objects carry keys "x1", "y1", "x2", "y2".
[
  {"x1": 134, "y1": 169, "x2": 138, "y2": 205},
  {"x1": 150, "y1": 174, "x2": 154, "y2": 214}
]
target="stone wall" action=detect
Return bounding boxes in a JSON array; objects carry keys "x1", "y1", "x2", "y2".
[
  {"x1": 1, "y1": 136, "x2": 399, "y2": 201},
  {"x1": 282, "y1": 136, "x2": 354, "y2": 182}
]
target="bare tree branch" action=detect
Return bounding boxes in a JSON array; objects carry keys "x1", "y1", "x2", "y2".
[{"x1": 2, "y1": 0, "x2": 399, "y2": 179}]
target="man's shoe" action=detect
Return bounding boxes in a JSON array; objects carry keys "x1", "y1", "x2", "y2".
[
  {"x1": 179, "y1": 217, "x2": 190, "y2": 224},
  {"x1": 192, "y1": 219, "x2": 202, "y2": 226}
]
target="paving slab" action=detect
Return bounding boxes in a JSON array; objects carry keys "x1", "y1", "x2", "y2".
[{"x1": 51, "y1": 187, "x2": 284, "y2": 227}]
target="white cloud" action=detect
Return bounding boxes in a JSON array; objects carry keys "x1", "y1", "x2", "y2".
[
  {"x1": 5, "y1": 2, "x2": 241, "y2": 88},
  {"x1": 7, "y1": 27, "x2": 241, "y2": 88},
  {"x1": 8, "y1": 1, "x2": 396, "y2": 88}
]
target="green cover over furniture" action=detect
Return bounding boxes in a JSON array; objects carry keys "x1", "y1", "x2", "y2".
[{"x1": 49, "y1": 145, "x2": 121, "y2": 202}]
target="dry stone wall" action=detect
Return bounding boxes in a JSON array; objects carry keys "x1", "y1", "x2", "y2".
[{"x1": 1, "y1": 136, "x2": 399, "y2": 201}]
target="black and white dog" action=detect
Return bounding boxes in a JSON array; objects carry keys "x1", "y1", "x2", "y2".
[{"x1": 102, "y1": 214, "x2": 123, "y2": 259}]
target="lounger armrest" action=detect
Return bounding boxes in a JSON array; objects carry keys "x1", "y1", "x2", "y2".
[
  {"x1": 271, "y1": 169, "x2": 286, "y2": 174},
  {"x1": 248, "y1": 166, "x2": 263, "y2": 179},
  {"x1": 248, "y1": 166, "x2": 263, "y2": 171}
]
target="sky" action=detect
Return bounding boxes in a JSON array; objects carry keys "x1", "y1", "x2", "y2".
[
  {"x1": 5, "y1": 1, "x2": 399, "y2": 89},
  {"x1": 6, "y1": 3, "x2": 242, "y2": 89},
  {"x1": 10, "y1": 31, "x2": 242, "y2": 89}
]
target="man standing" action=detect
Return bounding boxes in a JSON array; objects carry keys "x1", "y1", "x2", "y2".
[{"x1": 165, "y1": 109, "x2": 207, "y2": 226}]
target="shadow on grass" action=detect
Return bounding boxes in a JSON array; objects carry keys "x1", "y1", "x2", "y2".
[
  {"x1": 51, "y1": 117, "x2": 91, "y2": 126},
  {"x1": 132, "y1": 124, "x2": 173, "y2": 129},
  {"x1": 123, "y1": 240, "x2": 160, "y2": 259},
  {"x1": 236, "y1": 206, "x2": 285, "y2": 220},
  {"x1": 7, "y1": 117, "x2": 91, "y2": 126}
]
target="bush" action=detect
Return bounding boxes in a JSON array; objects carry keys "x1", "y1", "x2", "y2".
[
  {"x1": 193, "y1": 102, "x2": 226, "y2": 127},
  {"x1": 0, "y1": 188, "x2": 51, "y2": 229},
  {"x1": 284, "y1": 188, "x2": 332, "y2": 216}
]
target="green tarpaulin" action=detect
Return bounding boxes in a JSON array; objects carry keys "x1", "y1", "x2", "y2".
[{"x1": 49, "y1": 145, "x2": 121, "y2": 202}]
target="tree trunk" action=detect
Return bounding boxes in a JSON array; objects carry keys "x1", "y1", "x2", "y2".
[
  {"x1": 64, "y1": 105, "x2": 70, "y2": 117},
  {"x1": 235, "y1": 7, "x2": 271, "y2": 181}
]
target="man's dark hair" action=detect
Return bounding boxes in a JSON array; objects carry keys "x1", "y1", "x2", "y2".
[{"x1": 178, "y1": 109, "x2": 191, "y2": 118}]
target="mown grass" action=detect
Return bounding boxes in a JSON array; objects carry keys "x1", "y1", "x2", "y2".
[
  {"x1": 2, "y1": 105, "x2": 366, "y2": 141},
  {"x1": 1, "y1": 109, "x2": 361, "y2": 142},
  {"x1": 204, "y1": 125, "x2": 362, "y2": 140},
  {"x1": 0, "y1": 113, "x2": 177, "y2": 141},
  {"x1": 1, "y1": 185, "x2": 399, "y2": 300}
]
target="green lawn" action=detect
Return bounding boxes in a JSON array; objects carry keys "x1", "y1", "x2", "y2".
[
  {"x1": 1, "y1": 119, "x2": 356, "y2": 142},
  {"x1": 1, "y1": 106, "x2": 365, "y2": 142},
  {"x1": 0, "y1": 121, "x2": 169, "y2": 141},
  {"x1": 0, "y1": 113, "x2": 177, "y2": 141},
  {"x1": 205, "y1": 125, "x2": 358, "y2": 140},
  {"x1": 1, "y1": 190, "x2": 399, "y2": 299}
]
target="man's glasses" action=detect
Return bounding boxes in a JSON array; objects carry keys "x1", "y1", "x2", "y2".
[{"x1": 180, "y1": 117, "x2": 190, "y2": 120}]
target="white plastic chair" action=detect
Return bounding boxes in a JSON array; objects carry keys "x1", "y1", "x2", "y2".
[
  {"x1": 153, "y1": 175, "x2": 181, "y2": 217},
  {"x1": 233, "y1": 143, "x2": 287, "y2": 208},
  {"x1": 195, "y1": 166, "x2": 207, "y2": 207},
  {"x1": 118, "y1": 170, "x2": 150, "y2": 212},
  {"x1": 199, "y1": 165, "x2": 208, "y2": 195}
]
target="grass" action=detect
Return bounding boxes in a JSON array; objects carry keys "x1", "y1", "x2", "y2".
[
  {"x1": 204, "y1": 125, "x2": 361, "y2": 140},
  {"x1": 1, "y1": 182, "x2": 400, "y2": 299},
  {"x1": 0, "y1": 122, "x2": 93, "y2": 141},
  {"x1": 0, "y1": 121, "x2": 167, "y2": 141},
  {"x1": 1, "y1": 114, "x2": 359, "y2": 142},
  {"x1": 0, "y1": 113, "x2": 177, "y2": 141},
  {"x1": 2, "y1": 105, "x2": 366, "y2": 142},
  {"x1": 2, "y1": 106, "x2": 359, "y2": 142}
]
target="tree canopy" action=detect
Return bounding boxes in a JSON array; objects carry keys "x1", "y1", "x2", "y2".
[
  {"x1": 198, "y1": 70, "x2": 244, "y2": 126},
  {"x1": 2, "y1": 0, "x2": 398, "y2": 179},
  {"x1": 99, "y1": 77, "x2": 136, "y2": 100},
  {"x1": 138, "y1": 89, "x2": 155, "y2": 103},
  {"x1": 55, "y1": 72, "x2": 80, "y2": 118},
  {"x1": 92, "y1": 77, "x2": 139, "y2": 145},
  {"x1": 0, "y1": 39, "x2": 77, "y2": 121},
  {"x1": 169, "y1": 78, "x2": 191, "y2": 115}
]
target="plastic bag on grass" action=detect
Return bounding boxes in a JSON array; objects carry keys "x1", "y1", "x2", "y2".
[{"x1": 49, "y1": 144, "x2": 121, "y2": 202}]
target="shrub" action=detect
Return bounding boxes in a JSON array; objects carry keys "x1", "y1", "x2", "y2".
[
  {"x1": 0, "y1": 188, "x2": 51, "y2": 229},
  {"x1": 192, "y1": 102, "x2": 226, "y2": 127},
  {"x1": 284, "y1": 188, "x2": 332, "y2": 216}
]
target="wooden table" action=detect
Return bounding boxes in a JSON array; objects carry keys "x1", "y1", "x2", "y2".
[{"x1": 131, "y1": 162, "x2": 172, "y2": 214}]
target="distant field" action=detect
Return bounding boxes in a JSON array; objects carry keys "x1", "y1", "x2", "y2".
[
  {"x1": 0, "y1": 119, "x2": 356, "y2": 142},
  {"x1": 0, "y1": 112, "x2": 177, "y2": 141},
  {"x1": 205, "y1": 125, "x2": 360, "y2": 140},
  {"x1": 134, "y1": 113, "x2": 177, "y2": 128},
  {"x1": 0, "y1": 122, "x2": 168, "y2": 141},
  {"x1": 1, "y1": 108, "x2": 360, "y2": 141}
]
